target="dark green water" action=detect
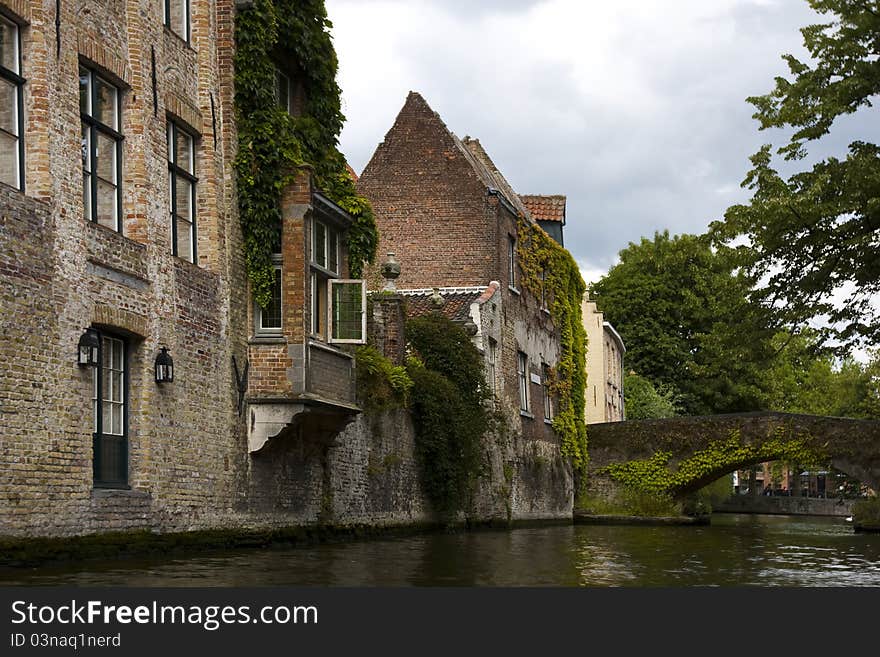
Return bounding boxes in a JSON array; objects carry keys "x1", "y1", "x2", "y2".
[{"x1": 3, "y1": 514, "x2": 879, "y2": 586}]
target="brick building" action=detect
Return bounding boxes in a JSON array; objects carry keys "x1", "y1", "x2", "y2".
[
  {"x1": 0, "y1": 0, "x2": 371, "y2": 539},
  {"x1": 357, "y1": 92, "x2": 576, "y2": 512}
]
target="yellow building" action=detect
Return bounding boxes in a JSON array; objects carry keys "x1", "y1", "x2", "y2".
[{"x1": 583, "y1": 294, "x2": 626, "y2": 423}]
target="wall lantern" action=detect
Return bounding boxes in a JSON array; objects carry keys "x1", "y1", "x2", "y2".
[
  {"x1": 154, "y1": 346, "x2": 174, "y2": 384},
  {"x1": 77, "y1": 328, "x2": 101, "y2": 367}
]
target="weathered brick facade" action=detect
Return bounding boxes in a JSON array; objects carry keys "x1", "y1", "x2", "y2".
[
  {"x1": 0, "y1": 5, "x2": 572, "y2": 543},
  {"x1": 358, "y1": 92, "x2": 575, "y2": 520}
]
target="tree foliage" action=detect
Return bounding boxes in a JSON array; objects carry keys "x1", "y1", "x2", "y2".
[
  {"x1": 712, "y1": 0, "x2": 880, "y2": 348},
  {"x1": 624, "y1": 372, "x2": 680, "y2": 420},
  {"x1": 591, "y1": 231, "x2": 775, "y2": 416}
]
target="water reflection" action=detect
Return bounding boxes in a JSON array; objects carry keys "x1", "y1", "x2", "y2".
[{"x1": 2, "y1": 514, "x2": 878, "y2": 587}]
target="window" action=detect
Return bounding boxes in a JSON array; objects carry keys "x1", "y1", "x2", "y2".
[
  {"x1": 508, "y1": 235, "x2": 517, "y2": 290},
  {"x1": 310, "y1": 218, "x2": 339, "y2": 339},
  {"x1": 255, "y1": 254, "x2": 282, "y2": 334},
  {"x1": 542, "y1": 363, "x2": 552, "y2": 421},
  {"x1": 276, "y1": 69, "x2": 291, "y2": 114},
  {"x1": 329, "y1": 280, "x2": 366, "y2": 343},
  {"x1": 92, "y1": 334, "x2": 128, "y2": 488},
  {"x1": 80, "y1": 66, "x2": 122, "y2": 231},
  {"x1": 517, "y1": 350, "x2": 529, "y2": 412},
  {"x1": 0, "y1": 15, "x2": 23, "y2": 190},
  {"x1": 167, "y1": 120, "x2": 197, "y2": 262},
  {"x1": 487, "y1": 338, "x2": 497, "y2": 395},
  {"x1": 163, "y1": 0, "x2": 190, "y2": 42}
]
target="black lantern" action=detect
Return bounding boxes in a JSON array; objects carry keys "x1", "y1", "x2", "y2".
[
  {"x1": 154, "y1": 346, "x2": 174, "y2": 383},
  {"x1": 77, "y1": 328, "x2": 101, "y2": 367}
]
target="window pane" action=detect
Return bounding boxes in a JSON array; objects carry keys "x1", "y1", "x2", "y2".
[
  {"x1": 0, "y1": 18, "x2": 18, "y2": 74},
  {"x1": 82, "y1": 172, "x2": 91, "y2": 219},
  {"x1": 313, "y1": 221, "x2": 326, "y2": 267},
  {"x1": 312, "y1": 274, "x2": 326, "y2": 336},
  {"x1": 112, "y1": 403, "x2": 122, "y2": 435},
  {"x1": 93, "y1": 77, "x2": 118, "y2": 129},
  {"x1": 331, "y1": 281, "x2": 363, "y2": 341},
  {"x1": 176, "y1": 128, "x2": 193, "y2": 173},
  {"x1": 0, "y1": 77, "x2": 17, "y2": 134},
  {"x1": 176, "y1": 215, "x2": 193, "y2": 262},
  {"x1": 113, "y1": 370, "x2": 124, "y2": 404},
  {"x1": 0, "y1": 130, "x2": 17, "y2": 188},
  {"x1": 79, "y1": 68, "x2": 90, "y2": 115},
  {"x1": 95, "y1": 132, "x2": 117, "y2": 183},
  {"x1": 96, "y1": 178, "x2": 117, "y2": 229},
  {"x1": 260, "y1": 267, "x2": 282, "y2": 330},
  {"x1": 175, "y1": 176, "x2": 192, "y2": 220},
  {"x1": 329, "y1": 229, "x2": 338, "y2": 274},
  {"x1": 169, "y1": 0, "x2": 188, "y2": 38},
  {"x1": 81, "y1": 124, "x2": 91, "y2": 171}
]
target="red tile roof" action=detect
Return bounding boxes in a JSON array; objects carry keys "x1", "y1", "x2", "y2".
[{"x1": 519, "y1": 195, "x2": 566, "y2": 224}]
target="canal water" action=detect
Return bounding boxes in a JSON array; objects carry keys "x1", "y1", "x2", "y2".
[{"x1": 2, "y1": 514, "x2": 879, "y2": 586}]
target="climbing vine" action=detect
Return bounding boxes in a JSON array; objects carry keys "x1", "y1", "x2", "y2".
[
  {"x1": 234, "y1": 0, "x2": 378, "y2": 307},
  {"x1": 602, "y1": 430, "x2": 827, "y2": 496},
  {"x1": 405, "y1": 315, "x2": 491, "y2": 516},
  {"x1": 517, "y1": 219, "x2": 589, "y2": 472},
  {"x1": 354, "y1": 345, "x2": 413, "y2": 413}
]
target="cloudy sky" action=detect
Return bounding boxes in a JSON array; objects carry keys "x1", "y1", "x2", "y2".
[{"x1": 325, "y1": 0, "x2": 868, "y2": 285}]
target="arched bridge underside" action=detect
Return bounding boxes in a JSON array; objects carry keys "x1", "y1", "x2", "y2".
[{"x1": 587, "y1": 412, "x2": 880, "y2": 498}]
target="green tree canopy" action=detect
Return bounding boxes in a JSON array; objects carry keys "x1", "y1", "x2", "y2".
[
  {"x1": 623, "y1": 372, "x2": 680, "y2": 420},
  {"x1": 712, "y1": 0, "x2": 880, "y2": 349},
  {"x1": 591, "y1": 231, "x2": 775, "y2": 416}
]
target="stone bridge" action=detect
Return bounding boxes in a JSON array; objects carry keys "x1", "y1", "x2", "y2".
[{"x1": 586, "y1": 412, "x2": 880, "y2": 498}]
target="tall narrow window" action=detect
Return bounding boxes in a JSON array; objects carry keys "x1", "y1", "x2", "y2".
[
  {"x1": 487, "y1": 338, "x2": 497, "y2": 395},
  {"x1": 508, "y1": 235, "x2": 517, "y2": 290},
  {"x1": 255, "y1": 254, "x2": 282, "y2": 334},
  {"x1": 275, "y1": 69, "x2": 291, "y2": 114},
  {"x1": 0, "y1": 16, "x2": 23, "y2": 190},
  {"x1": 163, "y1": 0, "x2": 190, "y2": 43},
  {"x1": 517, "y1": 351, "x2": 529, "y2": 413},
  {"x1": 542, "y1": 363, "x2": 552, "y2": 421},
  {"x1": 310, "y1": 218, "x2": 339, "y2": 340},
  {"x1": 80, "y1": 66, "x2": 122, "y2": 231},
  {"x1": 167, "y1": 121, "x2": 197, "y2": 262},
  {"x1": 93, "y1": 334, "x2": 127, "y2": 488}
]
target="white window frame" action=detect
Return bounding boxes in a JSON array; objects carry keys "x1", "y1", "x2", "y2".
[
  {"x1": 328, "y1": 279, "x2": 366, "y2": 345},
  {"x1": 517, "y1": 351, "x2": 529, "y2": 412},
  {"x1": 255, "y1": 254, "x2": 283, "y2": 335}
]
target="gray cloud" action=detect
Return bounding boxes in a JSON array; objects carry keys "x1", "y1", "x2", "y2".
[{"x1": 327, "y1": 0, "x2": 875, "y2": 279}]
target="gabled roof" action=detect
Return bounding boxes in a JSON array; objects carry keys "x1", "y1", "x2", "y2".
[
  {"x1": 520, "y1": 195, "x2": 566, "y2": 225},
  {"x1": 458, "y1": 137, "x2": 533, "y2": 220},
  {"x1": 399, "y1": 283, "x2": 500, "y2": 323}
]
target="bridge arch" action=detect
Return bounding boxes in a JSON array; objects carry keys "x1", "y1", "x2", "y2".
[{"x1": 587, "y1": 412, "x2": 880, "y2": 499}]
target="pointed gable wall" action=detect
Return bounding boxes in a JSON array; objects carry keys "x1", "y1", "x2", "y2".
[{"x1": 357, "y1": 92, "x2": 502, "y2": 289}]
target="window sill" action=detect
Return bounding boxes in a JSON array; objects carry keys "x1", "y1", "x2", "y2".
[
  {"x1": 508, "y1": 286, "x2": 521, "y2": 296},
  {"x1": 249, "y1": 335, "x2": 285, "y2": 345},
  {"x1": 164, "y1": 26, "x2": 196, "y2": 52},
  {"x1": 520, "y1": 410, "x2": 534, "y2": 419},
  {"x1": 541, "y1": 308, "x2": 551, "y2": 316},
  {"x1": 309, "y1": 339, "x2": 354, "y2": 360},
  {"x1": 544, "y1": 418, "x2": 553, "y2": 425}
]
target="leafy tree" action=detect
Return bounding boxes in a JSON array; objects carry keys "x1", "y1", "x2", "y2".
[
  {"x1": 624, "y1": 372, "x2": 680, "y2": 419},
  {"x1": 591, "y1": 231, "x2": 775, "y2": 416},
  {"x1": 712, "y1": 0, "x2": 880, "y2": 349}
]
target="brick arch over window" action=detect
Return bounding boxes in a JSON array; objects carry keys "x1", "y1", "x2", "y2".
[
  {"x1": 92, "y1": 304, "x2": 148, "y2": 338},
  {"x1": 77, "y1": 36, "x2": 132, "y2": 87}
]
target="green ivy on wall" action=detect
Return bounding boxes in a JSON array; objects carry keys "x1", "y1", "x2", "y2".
[
  {"x1": 601, "y1": 429, "x2": 827, "y2": 496},
  {"x1": 516, "y1": 219, "x2": 589, "y2": 473},
  {"x1": 234, "y1": 0, "x2": 378, "y2": 308}
]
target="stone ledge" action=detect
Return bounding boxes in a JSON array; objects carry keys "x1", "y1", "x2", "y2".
[{"x1": 573, "y1": 511, "x2": 709, "y2": 526}]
